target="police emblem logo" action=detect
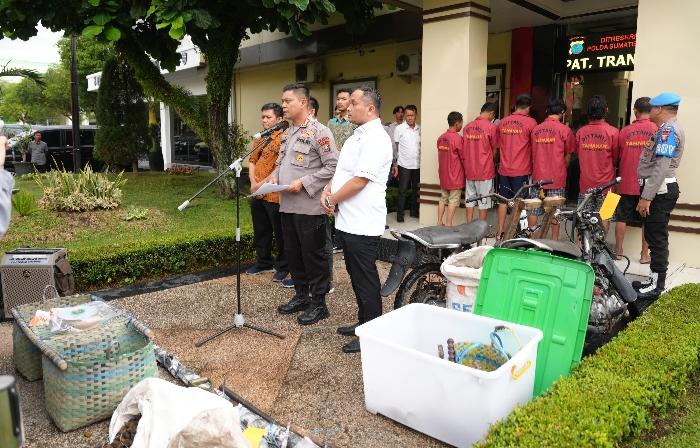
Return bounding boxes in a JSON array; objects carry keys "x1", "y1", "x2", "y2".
[
  {"x1": 317, "y1": 136, "x2": 330, "y2": 147},
  {"x1": 569, "y1": 36, "x2": 585, "y2": 55},
  {"x1": 321, "y1": 145, "x2": 331, "y2": 155},
  {"x1": 296, "y1": 154, "x2": 305, "y2": 162},
  {"x1": 643, "y1": 150, "x2": 649, "y2": 157},
  {"x1": 660, "y1": 128, "x2": 672, "y2": 143}
]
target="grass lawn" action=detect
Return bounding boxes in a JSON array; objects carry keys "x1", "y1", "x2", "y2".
[
  {"x1": 3, "y1": 171, "x2": 252, "y2": 254},
  {"x1": 625, "y1": 373, "x2": 700, "y2": 447}
]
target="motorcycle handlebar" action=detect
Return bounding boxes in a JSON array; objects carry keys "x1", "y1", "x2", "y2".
[{"x1": 587, "y1": 177, "x2": 621, "y2": 194}]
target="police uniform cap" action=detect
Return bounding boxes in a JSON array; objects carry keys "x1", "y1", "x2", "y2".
[{"x1": 649, "y1": 92, "x2": 681, "y2": 106}]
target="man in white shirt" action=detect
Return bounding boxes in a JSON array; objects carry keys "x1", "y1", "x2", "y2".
[
  {"x1": 320, "y1": 85, "x2": 392, "y2": 353},
  {"x1": 393, "y1": 105, "x2": 421, "y2": 222}
]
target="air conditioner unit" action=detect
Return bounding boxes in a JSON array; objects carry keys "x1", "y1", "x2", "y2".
[
  {"x1": 295, "y1": 62, "x2": 323, "y2": 84},
  {"x1": 396, "y1": 51, "x2": 421, "y2": 83},
  {"x1": 486, "y1": 68, "x2": 502, "y2": 92}
]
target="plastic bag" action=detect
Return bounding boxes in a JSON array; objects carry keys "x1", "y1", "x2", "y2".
[
  {"x1": 109, "y1": 377, "x2": 251, "y2": 448},
  {"x1": 441, "y1": 246, "x2": 492, "y2": 313},
  {"x1": 47, "y1": 301, "x2": 121, "y2": 333}
]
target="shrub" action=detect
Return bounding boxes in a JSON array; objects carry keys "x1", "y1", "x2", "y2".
[
  {"x1": 122, "y1": 205, "x2": 149, "y2": 221},
  {"x1": 166, "y1": 164, "x2": 194, "y2": 175},
  {"x1": 35, "y1": 163, "x2": 126, "y2": 212},
  {"x1": 477, "y1": 284, "x2": 700, "y2": 447},
  {"x1": 11, "y1": 189, "x2": 40, "y2": 216},
  {"x1": 386, "y1": 187, "x2": 412, "y2": 213}
]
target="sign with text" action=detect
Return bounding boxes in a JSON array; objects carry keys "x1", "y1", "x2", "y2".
[{"x1": 567, "y1": 31, "x2": 636, "y2": 72}]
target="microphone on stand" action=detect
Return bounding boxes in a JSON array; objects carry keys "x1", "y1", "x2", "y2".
[{"x1": 252, "y1": 121, "x2": 288, "y2": 139}]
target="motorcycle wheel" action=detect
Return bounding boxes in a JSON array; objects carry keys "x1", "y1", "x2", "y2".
[{"x1": 393, "y1": 263, "x2": 446, "y2": 309}]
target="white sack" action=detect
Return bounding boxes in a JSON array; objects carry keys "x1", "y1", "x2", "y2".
[
  {"x1": 440, "y1": 246, "x2": 492, "y2": 287},
  {"x1": 441, "y1": 246, "x2": 492, "y2": 312},
  {"x1": 168, "y1": 407, "x2": 252, "y2": 448},
  {"x1": 108, "y1": 377, "x2": 251, "y2": 448}
]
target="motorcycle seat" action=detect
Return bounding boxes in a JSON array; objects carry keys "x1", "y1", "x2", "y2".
[
  {"x1": 403, "y1": 220, "x2": 490, "y2": 247},
  {"x1": 535, "y1": 239, "x2": 583, "y2": 258}
]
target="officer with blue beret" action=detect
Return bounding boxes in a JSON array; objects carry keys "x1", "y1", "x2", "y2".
[{"x1": 633, "y1": 92, "x2": 684, "y2": 305}]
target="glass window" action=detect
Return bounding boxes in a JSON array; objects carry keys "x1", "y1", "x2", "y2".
[
  {"x1": 80, "y1": 130, "x2": 95, "y2": 146},
  {"x1": 40, "y1": 131, "x2": 61, "y2": 148},
  {"x1": 65, "y1": 130, "x2": 73, "y2": 146}
]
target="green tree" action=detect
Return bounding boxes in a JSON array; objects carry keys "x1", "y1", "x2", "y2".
[
  {"x1": 0, "y1": 78, "x2": 58, "y2": 124},
  {"x1": 0, "y1": 62, "x2": 46, "y2": 88},
  {"x1": 0, "y1": 0, "x2": 379, "y2": 196},
  {"x1": 94, "y1": 56, "x2": 150, "y2": 175}
]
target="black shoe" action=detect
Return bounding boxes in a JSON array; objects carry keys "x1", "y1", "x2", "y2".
[
  {"x1": 397, "y1": 217, "x2": 405, "y2": 223},
  {"x1": 342, "y1": 337, "x2": 361, "y2": 353},
  {"x1": 278, "y1": 286, "x2": 310, "y2": 314},
  {"x1": 410, "y1": 213, "x2": 419, "y2": 218},
  {"x1": 632, "y1": 272, "x2": 656, "y2": 291},
  {"x1": 636, "y1": 272, "x2": 666, "y2": 300},
  {"x1": 337, "y1": 322, "x2": 359, "y2": 336},
  {"x1": 297, "y1": 295, "x2": 330, "y2": 325}
]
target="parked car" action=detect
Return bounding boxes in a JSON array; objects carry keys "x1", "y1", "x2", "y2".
[{"x1": 5, "y1": 125, "x2": 103, "y2": 173}]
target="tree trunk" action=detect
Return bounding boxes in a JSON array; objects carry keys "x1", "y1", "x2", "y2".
[
  {"x1": 196, "y1": 27, "x2": 245, "y2": 199},
  {"x1": 132, "y1": 160, "x2": 138, "y2": 175}
]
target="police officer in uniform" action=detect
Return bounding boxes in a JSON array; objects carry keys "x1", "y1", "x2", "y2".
[
  {"x1": 634, "y1": 93, "x2": 684, "y2": 301},
  {"x1": 271, "y1": 84, "x2": 338, "y2": 325}
]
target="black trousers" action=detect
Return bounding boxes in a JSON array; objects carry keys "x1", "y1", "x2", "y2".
[
  {"x1": 397, "y1": 166, "x2": 420, "y2": 218},
  {"x1": 250, "y1": 197, "x2": 287, "y2": 272},
  {"x1": 281, "y1": 213, "x2": 329, "y2": 295},
  {"x1": 337, "y1": 230, "x2": 382, "y2": 324},
  {"x1": 641, "y1": 182, "x2": 679, "y2": 275}
]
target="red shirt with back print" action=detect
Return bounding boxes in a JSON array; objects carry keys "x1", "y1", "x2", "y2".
[
  {"x1": 497, "y1": 111, "x2": 536, "y2": 176},
  {"x1": 617, "y1": 118, "x2": 657, "y2": 195},
  {"x1": 462, "y1": 117, "x2": 499, "y2": 181},
  {"x1": 575, "y1": 121, "x2": 620, "y2": 193},
  {"x1": 436, "y1": 129, "x2": 465, "y2": 190},
  {"x1": 531, "y1": 117, "x2": 575, "y2": 189}
]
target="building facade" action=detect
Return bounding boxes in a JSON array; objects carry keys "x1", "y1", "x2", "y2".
[{"x1": 87, "y1": 0, "x2": 700, "y2": 267}]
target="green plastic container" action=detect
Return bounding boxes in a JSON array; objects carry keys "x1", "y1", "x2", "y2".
[{"x1": 473, "y1": 248, "x2": 594, "y2": 397}]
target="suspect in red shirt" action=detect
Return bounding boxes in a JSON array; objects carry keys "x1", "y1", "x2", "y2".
[
  {"x1": 462, "y1": 102, "x2": 499, "y2": 222},
  {"x1": 527, "y1": 98, "x2": 575, "y2": 240},
  {"x1": 575, "y1": 94, "x2": 620, "y2": 234},
  {"x1": 437, "y1": 111, "x2": 465, "y2": 226},
  {"x1": 614, "y1": 97, "x2": 658, "y2": 262},
  {"x1": 495, "y1": 93, "x2": 537, "y2": 236}
]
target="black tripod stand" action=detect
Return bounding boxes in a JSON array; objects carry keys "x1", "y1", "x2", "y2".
[{"x1": 178, "y1": 135, "x2": 286, "y2": 346}]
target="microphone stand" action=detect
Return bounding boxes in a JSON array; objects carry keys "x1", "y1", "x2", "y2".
[{"x1": 179, "y1": 134, "x2": 286, "y2": 346}]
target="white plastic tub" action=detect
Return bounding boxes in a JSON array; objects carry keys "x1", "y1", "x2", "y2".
[{"x1": 355, "y1": 303, "x2": 542, "y2": 447}]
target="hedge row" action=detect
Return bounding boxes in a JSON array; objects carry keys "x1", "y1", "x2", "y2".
[
  {"x1": 71, "y1": 231, "x2": 256, "y2": 291},
  {"x1": 477, "y1": 283, "x2": 700, "y2": 447},
  {"x1": 70, "y1": 187, "x2": 412, "y2": 291}
]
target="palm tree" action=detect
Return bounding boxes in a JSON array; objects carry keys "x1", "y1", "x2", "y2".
[{"x1": 0, "y1": 62, "x2": 46, "y2": 87}]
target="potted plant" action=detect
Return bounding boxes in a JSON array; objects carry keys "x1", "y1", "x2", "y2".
[{"x1": 6, "y1": 125, "x2": 35, "y2": 175}]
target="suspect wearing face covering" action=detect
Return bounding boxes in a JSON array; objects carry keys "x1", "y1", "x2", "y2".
[{"x1": 634, "y1": 92, "x2": 685, "y2": 302}]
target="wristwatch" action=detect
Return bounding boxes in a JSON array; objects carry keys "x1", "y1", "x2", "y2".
[{"x1": 325, "y1": 196, "x2": 332, "y2": 208}]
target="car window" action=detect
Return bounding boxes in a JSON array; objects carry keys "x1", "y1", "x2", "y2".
[
  {"x1": 65, "y1": 130, "x2": 73, "y2": 146},
  {"x1": 40, "y1": 131, "x2": 61, "y2": 148},
  {"x1": 80, "y1": 130, "x2": 95, "y2": 146}
]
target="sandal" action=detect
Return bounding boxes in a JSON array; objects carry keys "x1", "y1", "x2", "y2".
[{"x1": 486, "y1": 232, "x2": 497, "y2": 239}]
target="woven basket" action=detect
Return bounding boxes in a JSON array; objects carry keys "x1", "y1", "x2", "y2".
[
  {"x1": 42, "y1": 321, "x2": 157, "y2": 432},
  {"x1": 11, "y1": 294, "x2": 96, "y2": 381}
]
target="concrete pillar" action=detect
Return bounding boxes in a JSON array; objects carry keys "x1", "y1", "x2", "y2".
[
  {"x1": 160, "y1": 103, "x2": 175, "y2": 169},
  {"x1": 419, "y1": 0, "x2": 490, "y2": 226},
  {"x1": 621, "y1": 0, "x2": 700, "y2": 267}
]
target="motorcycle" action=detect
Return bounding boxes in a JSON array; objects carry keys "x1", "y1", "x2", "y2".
[
  {"x1": 380, "y1": 180, "x2": 553, "y2": 309},
  {"x1": 499, "y1": 177, "x2": 639, "y2": 340}
]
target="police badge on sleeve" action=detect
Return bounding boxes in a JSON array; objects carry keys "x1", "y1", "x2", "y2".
[{"x1": 655, "y1": 126, "x2": 677, "y2": 158}]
